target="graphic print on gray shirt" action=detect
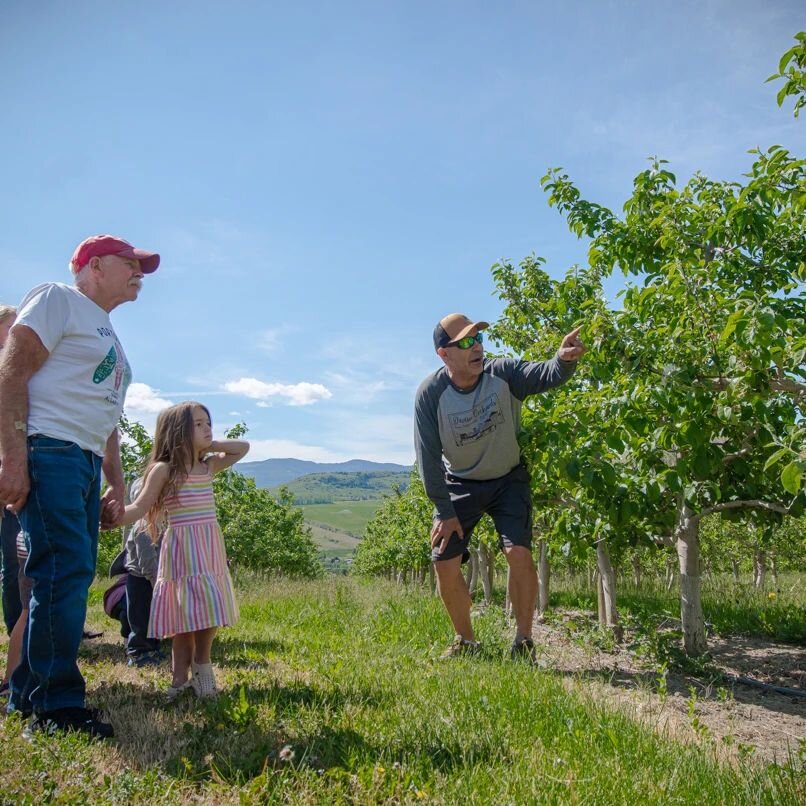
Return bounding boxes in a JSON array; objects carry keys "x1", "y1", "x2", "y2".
[{"x1": 414, "y1": 356, "x2": 576, "y2": 520}]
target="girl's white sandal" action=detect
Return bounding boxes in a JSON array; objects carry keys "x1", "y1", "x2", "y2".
[{"x1": 191, "y1": 662, "x2": 219, "y2": 699}]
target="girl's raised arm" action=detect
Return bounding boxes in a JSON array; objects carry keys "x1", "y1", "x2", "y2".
[
  {"x1": 206, "y1": 440, "x2": 250, "y2": 474},
  {"x1": 119, "y1": 463, "x2": 171, "y2": 527}
]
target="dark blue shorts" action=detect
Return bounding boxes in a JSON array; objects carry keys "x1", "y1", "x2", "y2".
[{"x1": 432, "y1": 464, "x2": 532, "y2": 563}]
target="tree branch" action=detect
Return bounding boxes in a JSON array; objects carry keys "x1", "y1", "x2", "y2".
[
  {"x1": 696, "y1": 499, "x2": 790, "y2": 521},
  {"x1": 722, "y1": 447, "x2": 752, "y2": 463},
  {"x1": 704, "y1": 376, "x2": 806, "y2": 397}
]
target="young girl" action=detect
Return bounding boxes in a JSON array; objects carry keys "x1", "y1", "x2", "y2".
[{"x1": 121, "y1": 401, "x2": 249, "y2": 700}]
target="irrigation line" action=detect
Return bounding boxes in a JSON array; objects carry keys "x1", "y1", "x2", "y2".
[{"x1": 722, "y1": 673, "x2": 806, "y2": 699}]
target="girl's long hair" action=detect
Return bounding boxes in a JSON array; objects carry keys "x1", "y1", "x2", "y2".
[{"x1": 142, "y1": 401, "x2": 211, "y2": 539}]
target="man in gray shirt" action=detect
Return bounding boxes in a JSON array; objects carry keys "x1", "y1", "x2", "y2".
[{"x1": 414, "y1": 313, "x2": 585, "y2": 660}]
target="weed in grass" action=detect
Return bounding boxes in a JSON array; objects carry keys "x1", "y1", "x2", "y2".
[
  {"x1": 224, "y1": 684, "x2": 256, "y2": 732},
  {"x1": 656, "y1": 661, "x2": 669, "y2": 703}
]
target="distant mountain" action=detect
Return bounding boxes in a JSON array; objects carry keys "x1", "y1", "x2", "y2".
[{"x1": 237, "y1": 458, "x2": 412, "y2": 489}]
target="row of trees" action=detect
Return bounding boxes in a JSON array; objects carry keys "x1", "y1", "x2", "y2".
[{"x1": 355, "y1": 35, "x2": 805, "y2": 657}]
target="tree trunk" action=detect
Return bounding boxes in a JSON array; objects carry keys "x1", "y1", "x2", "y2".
[
  {"x1": 665, "y1": 557, "x2": 676, "y2": 592},
  {"x1": 537, "y1": 539, "x2": 550, "y2": 618},
  {"x1": 504, "y1": 565, "x2": 513, "y2": 619},
  {"x1": 753, "y1": 551, "x2": 766, "y2": 591},
  {"x1": 466, "y1": 548, "x2": 479, "y2": 595},
  {"x1": 597, "y1": 575, "x2": 606, "y2": 629},
  {"x1": 596, "y1": 541, "x2": 622, "y2": 640},
  {"x1": 675, "y1": 504, "x2": 707, "y2": 657},
  {"x1": 429, "y1": 562, "x2": 437, "y2": 595},
  {"x1": 477, "y1": 544, "x2": 493, "y2": 605},
  {"x1": 631, "y1": 554, "x2": 642, "y2": 589},
  {"x1": 731, "y1": 560, "x2": 740, "y2": 584},
  {"x1": 770, "y1": 553, "x2": 778, "y2": 588}
]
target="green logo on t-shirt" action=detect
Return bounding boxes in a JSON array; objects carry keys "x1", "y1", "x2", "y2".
[{"x1": 93, "y1": 346, "x2": 117, "y2": 384}]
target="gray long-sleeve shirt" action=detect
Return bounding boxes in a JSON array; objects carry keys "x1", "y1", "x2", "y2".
[{"x1": 414, "y1": 355, "x2": 577, "y2": 520}]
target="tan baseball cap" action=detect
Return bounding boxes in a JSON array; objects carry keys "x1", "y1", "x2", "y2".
[{"x1": 433, "y1": 313, "x2": 489, "y2": 350}]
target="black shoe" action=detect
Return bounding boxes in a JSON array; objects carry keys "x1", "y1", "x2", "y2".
[
  {"x1": 127, "y1": 651, "x2": 161, "y2": 668},
  {"x1": 510, "y1": 637, "x2": 537, "y2": 663},
  {"x1": 23, "y1": 707, "x2": 114, "y2": 741}
]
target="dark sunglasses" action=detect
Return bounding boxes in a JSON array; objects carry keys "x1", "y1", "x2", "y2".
[{"x1": 449, "y1": 332, "x2": 484, "y2": 350}]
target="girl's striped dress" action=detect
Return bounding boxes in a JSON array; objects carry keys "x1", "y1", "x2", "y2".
[{"x1": 148, "y1": 467, "x2": 238, "y2": 638}]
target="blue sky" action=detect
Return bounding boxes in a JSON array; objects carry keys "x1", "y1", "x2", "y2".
[{"x1": 2, "y1": 1, "x2": 803, "y2": 465}]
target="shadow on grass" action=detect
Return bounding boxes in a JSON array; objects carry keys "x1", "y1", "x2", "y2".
[
  {"x1": 90, "y1": 676, "x2": 478, "y2": 785},
  {"x1": 213, "y1": 635, "x2": 289, "y2": 666},
  {"x1": 78, "y1": 636, "x2": 129, "y2": 664},
  {"x1": 77, "y1": 634, "x2": 288, "y2": 668},
  {"x1": 552, "y1": 661, "x2": 806, "y2": 720}
]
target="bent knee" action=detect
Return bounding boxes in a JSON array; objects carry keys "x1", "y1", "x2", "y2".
[{"x1": 503, "y1": 544, "x2": 533, "y2": 565}]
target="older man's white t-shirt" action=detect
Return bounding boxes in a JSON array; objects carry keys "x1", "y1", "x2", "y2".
[{"x1": 14, "y1": 283, "x2": 131, "y2": 456}]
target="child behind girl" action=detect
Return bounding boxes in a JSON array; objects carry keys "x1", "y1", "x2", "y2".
[{"x1": 121, "y1": 401, "x2": 249, "y2": 700}]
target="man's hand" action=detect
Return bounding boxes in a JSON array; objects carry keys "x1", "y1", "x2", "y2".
[
  {"x1": 0, "y1": 458, "x2": 29, "y2": 514},
  {"x1": 431, "y1": 516, "x2": 463, "y2": 555},
  {"x1": 100, "y1": 485, "x2": 124, "y2": 530},
  {"x1": 558, "y1": 326, "x2": 587, "y2": 362}
]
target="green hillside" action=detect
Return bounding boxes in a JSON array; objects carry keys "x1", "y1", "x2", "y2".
[
  {"x1": 272, "y1": 471, "x2": 409, "y2": 504},
  {"x1": 301, "y1": 499, "x2": 385, "y2": 536}
]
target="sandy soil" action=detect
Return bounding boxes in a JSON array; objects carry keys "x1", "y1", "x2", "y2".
[{"x1": 531, "y1": 611, "x2": 805, "y2": 767}]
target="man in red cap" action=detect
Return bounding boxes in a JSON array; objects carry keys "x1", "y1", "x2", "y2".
[
  {"x1": 415, "y1": 313, "x2": 585, "y2": 661},
  {"x1": 0, "y1": 235, "x2": 159, "y2": 739}
]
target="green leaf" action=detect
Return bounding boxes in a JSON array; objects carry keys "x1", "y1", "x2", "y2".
[
  {"x1": 719, "y1": 312, "x2": 744, "y2": 345},
  {"x1": 781, "y1": 461, "x2": 802, "y2": 495},
  {"x1": 763, "y1": 447, "x2": 790, "y2": 472},
  {"x1": 779, "y1": 45, "x2": 797, "y2": 74}
]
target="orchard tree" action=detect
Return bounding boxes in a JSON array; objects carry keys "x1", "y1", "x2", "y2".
[
  {"x1": 354, "y1": 471, "x2": 432, "y2": 583},
  {"x1": 494, "y1": 137, "x2": 804, "y2": 656},
  {"x1": 490, "y1": 258, "x2": 657, "y2": 636}
]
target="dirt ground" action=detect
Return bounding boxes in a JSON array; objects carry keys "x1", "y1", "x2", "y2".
[{"x1": 531, "y1": 612, "x2": 805, "y2": 767}]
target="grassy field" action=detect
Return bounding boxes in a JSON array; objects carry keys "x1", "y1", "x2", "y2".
[
  {"x1": 0, "y1": 577, "x2": 802, "y2": 804},
  {"x1": 301, "y1": 500, "x2": 383, "y2": 536},
  {"x1": 306, "y1": 523, "x2": 361, "y2": 558}
]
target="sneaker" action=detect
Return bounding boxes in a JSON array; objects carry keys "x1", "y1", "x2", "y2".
[
  {"x1": 190, "y1": 662, "x2": 219, "y2": 699},
  {"x1": 23, "y1": 707, "x2": 114, "y2": 740},
  {"x1": 438, "y1": 635, "x2": 482, "y2": 661},
  {"x1": 510, "y1": 637, "x2": 537, "y2": 663},
  {"x1": 127, "y1": 651, "x2": 161, "y2": 668}
]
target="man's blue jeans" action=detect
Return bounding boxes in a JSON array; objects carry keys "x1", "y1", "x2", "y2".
[
  {"x1": 0, "y1": 509, "x2": 22, "y2": 634},
  {"x1": 10, "y1": 436, "x2": 101, "y2": 714}
]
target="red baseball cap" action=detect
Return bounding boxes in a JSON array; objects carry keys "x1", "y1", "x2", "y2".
[{"x1": 70, "y1": 235, "x2": 160, "y2": 274}]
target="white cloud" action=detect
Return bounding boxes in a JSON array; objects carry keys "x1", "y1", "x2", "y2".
[
  {"x1": 224, "y1": 377, "x2": 332, "y2": 406},
  {"x1": 125, "y1": 382, "x2": 174, "y2": 414},
  {"x1": 122, "y1": 382, "x2": 175, "y2": 434}
]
